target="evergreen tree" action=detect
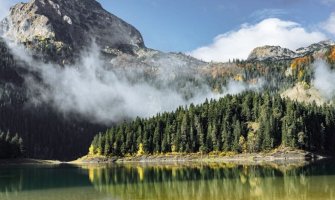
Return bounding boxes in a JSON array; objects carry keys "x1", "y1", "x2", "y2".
[
  {"x1": 232, "y1": 120, "x2": 242, "y2": 152},
  {"x1": 0, "y1": 131, "x2": 23, "y2": 159},
  {"x1": 180, "y1": 113, "x2": 190, "y2": 152},
  {"x1": 88, "y1": 92, "x2": 335, "y2": 157}
]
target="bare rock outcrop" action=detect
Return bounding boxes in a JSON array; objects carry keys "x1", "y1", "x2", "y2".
[
  {"x1": 247, "y1": 45, "x2": 297, "y2": 61},
  {"x1": 0, "y1": 0, "x2": 145, "y2": 64}
]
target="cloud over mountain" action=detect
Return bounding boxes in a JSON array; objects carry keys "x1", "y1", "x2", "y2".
[{"x1": 189, "y1": 18, "x2": 327, "y2": 62}]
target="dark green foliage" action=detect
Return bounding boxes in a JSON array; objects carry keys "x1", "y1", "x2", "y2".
[
  {"x1": 0, "y1": 131, "x2": 24, "y2": 159},
  {"x1": 90, "y1": 92, "x2": 335, "y2": 156}
]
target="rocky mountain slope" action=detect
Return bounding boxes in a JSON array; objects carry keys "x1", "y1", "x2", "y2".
[
  {"x1": 296, "y1": 40, "x2": 335, "y2": 56},
  {"x1": 0, "y1": 0, "x2": 209, "y2": 160},
  {"x1": 281, "y1": 82, "x2": 326, "y2": 106},
  {"x1": 0, "y1": 0, "x2": 144, "y2": 64},
  {"x1": 247, "y1": 41, "x2": 335, "y2": 61},
  {"x1": 0, "y1": 0, "x2": 207, "y2": 72},
  {"x1": 247, "y1": 45, "x2": 298, "y2": 61}
]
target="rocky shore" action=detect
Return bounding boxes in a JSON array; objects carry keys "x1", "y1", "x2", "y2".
[{"x1": 72, "y1": 148, "x2": 326, "y2": 165}]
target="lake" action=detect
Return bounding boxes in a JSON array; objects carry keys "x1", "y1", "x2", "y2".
[{"x1": 0, "y1": 160, "x2": 335, "y2": 200}]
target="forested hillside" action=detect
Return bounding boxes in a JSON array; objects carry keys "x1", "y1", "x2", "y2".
[{"x1": 89, "y1": 92, "x2": 335, "y2": 156}]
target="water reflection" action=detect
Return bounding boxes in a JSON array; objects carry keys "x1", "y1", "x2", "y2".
[
  {"x1": 0, "y1": 168, "x2": 23, "y2": 193},
  {"x1": 0, "y1": 161, "x2": 335, "y2": 200},
  {"x1": 87, "y1": 161, "x2": 335, "y2": 200}
]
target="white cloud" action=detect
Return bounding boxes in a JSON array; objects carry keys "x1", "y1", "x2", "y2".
[
  {"x1": 322, "y1": 12, "x2": 335, "y2": 35},
  {"x1": 3, "y1": 40, "x2": 263, "y2": 124},
  {"x1": 5, "y1": 40, "x2": 235, "y2": 124},
  {"x1": 313, "y1": 60, "x2": 335, "y2": 100},
  {"x1": 189, "y1": 18, "x2": 327, "y2": 62}
]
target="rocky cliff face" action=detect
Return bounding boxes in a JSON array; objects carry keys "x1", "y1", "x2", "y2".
[
  {"x1": 247, "y1": 45, "x2": 297, "y2": 61},
  {"x1": 247, "y1": 41, "x2": 335, "y2": 62},
  {"x1": 0, "y1": 0, "x2": 145, "y2": 64},
  {"x1": 0, "y1": 0, "x2": 205, "y2": 70},
  {"x1": 296, "y1": 40, "x2": 335, "y2": 56}
]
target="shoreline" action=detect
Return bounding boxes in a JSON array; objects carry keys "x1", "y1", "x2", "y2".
[
  {"x1": 0, "y1": 149, "x2": 329, "y2": 166},
  {"x1": 72, "y1": 149, "x2": 328, "y2": 165},
  {"x1": 0, "y1": 158, "x2": 62, "y2": 165}
]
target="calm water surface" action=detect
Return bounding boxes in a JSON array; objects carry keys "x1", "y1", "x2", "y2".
[{"x1": 1, "y1": 160, "x2": 335, "y2": 200}]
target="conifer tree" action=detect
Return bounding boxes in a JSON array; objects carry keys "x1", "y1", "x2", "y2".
[{"x1": 88, "y1": 91, "x2": 335, "y2": 157}]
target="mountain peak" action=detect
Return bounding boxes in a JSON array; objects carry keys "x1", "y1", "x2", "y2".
[
  {"x1": 247, "y1": 45, "x2": 297, "y2": 61},
  {"x1": 295, "y1": 40, "x2": 335, "y2": 56},
  {"x1": 247, "y1": 40, "x2": 335, "y2": 62},
  {"x1": 0, "y1": 0, "x2": 145, "y2": 63}
]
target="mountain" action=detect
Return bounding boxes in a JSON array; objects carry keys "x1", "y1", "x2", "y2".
[
  {"x1": 0, "y1": 0, "x2": 334, "y2": 160},
  {"x1": 247, "y1": 45, "x2": 298, "y2": 61},
  {"x1": 0, "y1": 0, "x2": 144, "y2": 64},
  {"x1": 281, "y1": 82, "x2": 325, "y2": 106},
  {"x1": 247, "y1": 41, "x2": 335, "y2": 61},
  {"x1": 0, "y1": 0, "x2": 208, "y2": 160},
  {"x1": 296, "y1": 40, "x2": 335, "y2": 56},
  {"x1": 0, "y1": 0, "x2": 207, "y2": 72}
]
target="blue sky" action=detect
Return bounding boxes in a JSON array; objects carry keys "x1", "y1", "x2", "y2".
[
  {"x1": 2, "y1": 0, "x2": 335, "y2": 61},
  {"x1": 98, "y1": 0, "x2": 335, "y2": 53}
]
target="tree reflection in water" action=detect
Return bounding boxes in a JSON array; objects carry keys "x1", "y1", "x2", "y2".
[
  {"x1": 87, "y1": 161, "x2": 335, "y2": 200},
  {"x1": 0, "y1": 161, "x2": 335, "y2": 200}
]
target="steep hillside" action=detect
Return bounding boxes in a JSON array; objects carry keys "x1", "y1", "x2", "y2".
[
  {"x1": 1, "y1": 0, "x2": 144, "y2": 64},
  {"x1": 0, "y1": 0, "x2": 209, "y2": 160},
  {"x1": 281, "y1": 82, "x2": 326, "y2": 106}
]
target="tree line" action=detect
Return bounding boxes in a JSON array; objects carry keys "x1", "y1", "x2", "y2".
[
  {"x1": 89, "y1": 91, "x2": 335, "y2": 156},
  {"x1": 0, "y1": 131, "x2": 23, "y2": 159}
]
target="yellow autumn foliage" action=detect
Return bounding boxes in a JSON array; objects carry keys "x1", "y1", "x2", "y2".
[
  {"x1": 137, "y1": 143, "x2": 145, "y2": 156},
  {"x1": 328, "y1": 47, "x2": 335, "y2": 62},
  {"x1": 234, "y1": 74, "x2": 244, "y2": 82},
  {"x1": 290, "y1": 57, "x2": 310, "y2": 70},
  {"x1": 88, "y1": 145, "x2": 95, "y2": 155},
  {"x1": 96, "y1": 148, "x2": 102, "y2": 156}
]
